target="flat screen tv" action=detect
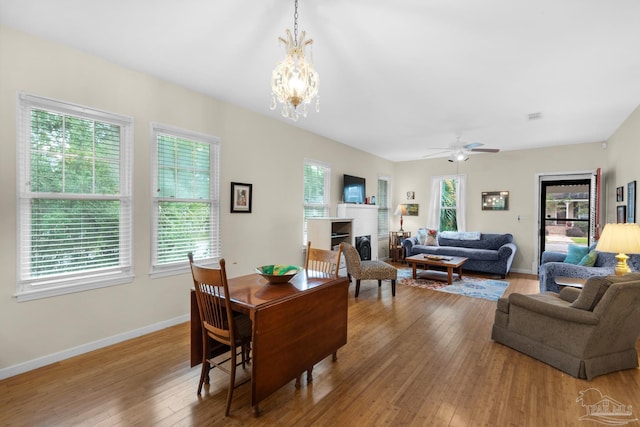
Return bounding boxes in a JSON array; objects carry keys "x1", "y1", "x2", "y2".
[{"x1": 343, "y1": 174, "x2": 366, "y2": 204}]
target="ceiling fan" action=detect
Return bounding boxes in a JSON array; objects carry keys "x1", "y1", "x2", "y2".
[{"x1": 423, "y1": 138, "x2": 500, "y2": 162}]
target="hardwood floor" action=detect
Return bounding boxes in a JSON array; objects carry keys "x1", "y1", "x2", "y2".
[{"x1": 2, "y1": 270, "x2": 639, "y2": 426}]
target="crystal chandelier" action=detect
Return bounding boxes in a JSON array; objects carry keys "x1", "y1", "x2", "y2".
[{"x1": 270, "y1": 0, "x2": 319, "y2": 121}]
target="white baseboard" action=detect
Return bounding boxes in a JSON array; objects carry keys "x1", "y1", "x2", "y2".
[
  {"x1": 509, "y1": 267, "x2": 537, "y2": 275},
  {"x1": 0, "y1": 314, "x2": 189, "y2": 381}
]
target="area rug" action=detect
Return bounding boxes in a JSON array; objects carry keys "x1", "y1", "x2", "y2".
[{"x1": 397, "y1": 268, "x2": 509, "y2": 301}]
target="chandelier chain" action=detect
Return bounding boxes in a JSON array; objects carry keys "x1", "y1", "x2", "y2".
[{"x1": 293, "y1": 0, "x2": 299, "y2": 46}]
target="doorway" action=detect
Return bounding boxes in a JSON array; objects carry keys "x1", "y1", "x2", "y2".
[{"x1": 537, "y1": 170, "x2": 601, "y2": 264}]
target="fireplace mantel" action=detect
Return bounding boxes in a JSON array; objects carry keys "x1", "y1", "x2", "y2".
[{"x1": 337, "y1": 204, "x2": 379, "y2": 260}]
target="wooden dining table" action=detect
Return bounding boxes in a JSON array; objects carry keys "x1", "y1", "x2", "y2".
[{"x1": 190, "y1": 270, "x2": 349, "y2": 416}]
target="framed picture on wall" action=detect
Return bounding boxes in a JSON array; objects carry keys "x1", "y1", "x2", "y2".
[
  {"x1": 628, "y1": 180, "x2": 636, "y2": 223},
  {"x1": 230, "y1": 182, "x2": 252, "y2": 213},
  {"x1": 617, "y1": 205, "x2": 627, "y2": 224},
  {"x1": 482, "y1": 191, "x2": 509, "y2": 211},
  {"x1": 616, "y1": 186, "x2": 624, "y2": 202},
  {"x1": 405, "y1": 204, "x2": 419, "y2": 216}
]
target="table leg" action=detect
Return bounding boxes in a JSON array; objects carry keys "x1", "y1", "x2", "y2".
[
  {"x1": 458, "y1": 266, "x2": 463, "y2": 280},
  {"x1": 411, "y1": 262, "x2": 417, "y2": 279},
  {"x1": 447, "y1": 267, "x2": 453, "y2": 285}
]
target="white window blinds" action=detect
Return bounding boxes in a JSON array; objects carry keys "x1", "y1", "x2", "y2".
[
  {"x1": 377, "y1": 177, "x2": 390, "y2": 237},
  {"x1": 151, "y1": 124, "x2": 220, "y2": 274},
  {"x1": 303, "y1": 159, "x2": 330, "y2": 245},
  {"x1": 16, "y1": 93, "x2": 133, "y2": 301}
]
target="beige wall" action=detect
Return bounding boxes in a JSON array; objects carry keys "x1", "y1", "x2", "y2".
[
  {"x1": 392, "y1": 144, "x2": 608, "y2": 273},
  {"x1": 0, "y1": 27, "x2": 393, "y2": 375},
  {"x1": 602, "y1": 105, "x2": 640, "y2": 223},
  {"x1": 1, "y1": 25, "x2": 638, "y2": 377}
]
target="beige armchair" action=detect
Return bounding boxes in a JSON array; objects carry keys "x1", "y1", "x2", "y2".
[
  {"x1": 492, "y1": 273, "x2": 640, "y2": 380},
  {"x1": 340, "y1": 242, "x2": 397, "y2": 297}
]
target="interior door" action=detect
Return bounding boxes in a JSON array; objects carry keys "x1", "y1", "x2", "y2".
[{"x1": 538, "y1": 170, "x2": 600, "y2": 263}]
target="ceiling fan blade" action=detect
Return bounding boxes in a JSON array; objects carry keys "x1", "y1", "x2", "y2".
[
  {"x1": 463, "y1": 142, "x2": 484, "y2": 150},
  {"x1": 422, "y1": 150, "x2": 451, "y2": 158},
  {"x1": 470, "y1": 148, "x2": 500, "y2": 153}
]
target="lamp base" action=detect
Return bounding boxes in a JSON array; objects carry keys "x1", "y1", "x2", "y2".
[{"x1": 614, "y1": 253, "x2": 631, "y2": 276}]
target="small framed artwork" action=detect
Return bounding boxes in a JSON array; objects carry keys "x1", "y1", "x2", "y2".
[
  {"x1": 616, "y1": 186, "x2": 624, "y2": 202},
  {"x1": 617, "y1": 205, "x2": 627, "y2": 224},
  {"x1": 482, "y1": 191, "x2": 509, "y2": 211},
  {"x1": 405, "y1": 204, "x2": 419, "y2": 216},
  {"x1": 628, "y1": 180, "x2": 636, "y2": 223},
  {"x1": 406, "y1": 191, "x2": 415, "y2": 200},
  {"x1": 230, "y1": 182, "x2": 252, "y2": 213}
]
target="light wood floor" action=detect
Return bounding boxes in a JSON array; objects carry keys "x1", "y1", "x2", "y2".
[{"x1": 2, "y1": 271, "x2": 639, "y2": 426}]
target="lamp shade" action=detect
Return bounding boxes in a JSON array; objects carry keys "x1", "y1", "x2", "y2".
[
  {"x1": 394, "y1": 204, "x2": 408, "y2": 216},
  {"x1": 596, "y1": 223, "x2": 640, "y2": 254}
]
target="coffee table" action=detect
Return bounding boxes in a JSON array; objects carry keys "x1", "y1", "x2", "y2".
[{"x1": 405, "y1": 254, "x2": 469, "y2": 285}]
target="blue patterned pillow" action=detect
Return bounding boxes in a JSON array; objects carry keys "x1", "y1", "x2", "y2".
[{"x1": 564, "y1": 244, "x2": 589, "y2": 264}]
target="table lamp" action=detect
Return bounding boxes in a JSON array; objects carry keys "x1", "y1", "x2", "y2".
[
  {"x1": 595, "y1": 223, "x2": 640, "y2": 275},
  {"x1": 394, "y1": 204, "x2": 408, "y2": 232}
]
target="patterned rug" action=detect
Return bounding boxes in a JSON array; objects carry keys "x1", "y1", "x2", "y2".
[{"x1": 397, "y1": 268, "x2": 509, "y2": 301}]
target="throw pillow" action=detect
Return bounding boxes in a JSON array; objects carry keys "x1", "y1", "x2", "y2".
[
  {"x1": 564, "y1": 244, "x2": 589, "y2": 264},
  {"x1": 417, "y1": 228, "x2": 428, "y2": 245},
  {"x1": 578, "y1": 250, "x2": 598, "y2": 267},
  {"x1": 426, "y1": 229, "x2": 438, "y2": 246},
  {"x1": 570, "y1": 276, "x2": 607, "y2": 310}
]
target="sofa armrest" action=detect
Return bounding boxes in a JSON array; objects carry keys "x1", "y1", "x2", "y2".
[
  {"x1": 402, "y1": 236, "x2": 418, "y2": 254},
  {"x1": 497, "y1": 243, "x2": 515, "y2": 258},
  {"x1": 538, "y1": 262, "x2": 615, "y2": 293},
  {"x1": 541, "y1": 251, "x2": 567, "y2": 264},
  {"x1": 497, "y1": 242, "x2": 517, "y2": 274},
  {"x1": 509, "y1": 293, "x2": 599, "y2": 325}
]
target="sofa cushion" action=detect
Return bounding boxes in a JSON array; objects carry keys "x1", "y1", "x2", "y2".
[
  {"x1": 570, "y1": 272, "x2": 640, "y2": 310},
  {"x1": 438, "y1": 233, "x2": 511, "y2": 250},
  {"x1": 564, "y1": 244, "x2": 589, "y2": 264}
]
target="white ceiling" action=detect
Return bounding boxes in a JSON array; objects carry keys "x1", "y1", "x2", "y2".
[{"x1": 1, "y1": 0, "x2": 639, "y2": 161}]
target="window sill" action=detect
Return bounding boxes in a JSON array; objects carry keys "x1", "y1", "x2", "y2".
[{"x1": 15, "y1": 273, "x2": 134, "y2": 302}]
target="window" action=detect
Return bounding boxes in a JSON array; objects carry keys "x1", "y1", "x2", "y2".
[
  {"x1": 377, "y1": 177, "x2": 390, "y2": 237},
  {"x1": 303, "y1": 159, "x2": 330, "y2": 245},
  {"x1": 16, "y1": 93, "x2": 133, "y2": 301},
  {"x1": 427, "y1": 175, "x2": 467, "y2": 232},
  {"x1": 151, "y1": 124, "x2": 220, "y2": 275}
]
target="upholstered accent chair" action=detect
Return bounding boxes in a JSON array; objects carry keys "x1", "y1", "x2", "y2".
[
  {"x1": 492, "y1": 273, "x2": 640, "y2": 380},
  {"x1": 340, "y1": 242, "x2": 398, "y2": 297}
]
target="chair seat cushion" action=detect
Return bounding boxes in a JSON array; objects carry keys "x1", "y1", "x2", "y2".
[{"x1": 359, "y1": 260, "x2": 397, "y2": 280}]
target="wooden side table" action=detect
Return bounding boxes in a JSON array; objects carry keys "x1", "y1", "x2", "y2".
[
  {"x1": 389, "y1": 231, "x2": 411, "y2": 263},
  {"x1": 555, "y1": 276, "x2": 586, "y2": 289}
]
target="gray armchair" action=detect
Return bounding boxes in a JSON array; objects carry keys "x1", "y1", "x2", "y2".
[{"x1": 492, "y1": 273, "x2": 640, "y2": 380}]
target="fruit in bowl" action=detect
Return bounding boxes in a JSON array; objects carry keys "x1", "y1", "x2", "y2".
[{"x1": 255, "y1": 264, "x2": 302, "y2": 284}]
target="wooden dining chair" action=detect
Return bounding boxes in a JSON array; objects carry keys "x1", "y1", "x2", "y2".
[
  {"x1": 188, "y1": 253, "x2": 252, "y2": 416},
  {"x1": 298, "y1": 242, "x2": 343, "y2": 386},
  {"x1": 305, "y1": 241, "x2": 342, "y2": 276}
]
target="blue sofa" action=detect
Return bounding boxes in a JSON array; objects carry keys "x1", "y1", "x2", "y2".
[
  {"x1": 538, "y1": 250, "x2": 640, "y2": 293},
  {"x1": 402, "y1": 232, "x2": 517, "y2": 278}
]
